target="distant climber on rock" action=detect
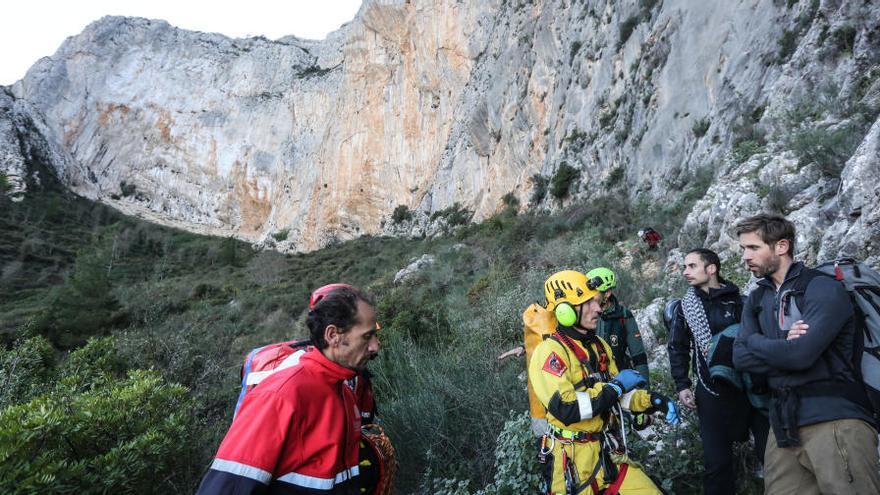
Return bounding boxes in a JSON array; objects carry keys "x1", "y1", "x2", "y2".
[{"x1": 638, "y1": 228, "x2": 662, "y2": 250}]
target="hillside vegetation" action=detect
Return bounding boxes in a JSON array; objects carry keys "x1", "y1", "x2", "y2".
[{"x1": 0, "y1": 166, "x2": 761, "y2": 494}]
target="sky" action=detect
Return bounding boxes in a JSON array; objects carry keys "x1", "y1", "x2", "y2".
[{"x1": 0, "y1": 0, "x2": 363, "y2": 85}]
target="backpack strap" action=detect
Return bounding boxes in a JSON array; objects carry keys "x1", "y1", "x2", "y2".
[{"x1": 791, "y1": 269, "x2": 871, "y2": 405}]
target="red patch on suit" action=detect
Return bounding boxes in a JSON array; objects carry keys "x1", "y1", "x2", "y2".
[{"x1": 542, "y1": 352, "x2": 567, "y2": 377}]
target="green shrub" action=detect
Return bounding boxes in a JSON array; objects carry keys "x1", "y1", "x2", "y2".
[
  {"x1": 599, "y1": 106, "x2": 617, "y2": 129},
  {"x1": 730, "y1": 140, "x2": 764, "y2": 164},
  {"x1": 764, "y1": 183, "x2": 792, "y2": 214},
  {"x1": 420, "y1": 411, "x2": 542, "y2": 494},
  {"x1": 37, "y1": 245, "x2": 125, "y2": 348},
  {"x1": 431, "y1": 203, "x2": 473, "y2": 227},
  {"x1": 550, "y1": 163, "x2": 580, "y2": 200},
  {"x1": 270, "y1": 228, "x2": 290, "y2": 241},
  {"x1": 619, "y1": 16, "x2": 640, "y2": 49},
  {"x1": 501, "y1": 192, "x2": 520, "y2": 210},
  {"x1": 605, "y1": 166, "x2": 626, "y2": 188},
  {"x1": 784, "y1": 123, "x2": 862, "y2": 177},
  {"x1": 777, "y1": 29, "x2": 798, "y2": 61},
  {"x1": 392, "y1": 204, "x2": 414, "y2": 224},
  {"x1": 119, "y1": 181, "x2": 137, "y2": 197},
  {"x1": 530, "y1": 174, "x2": 548, "y2": 205},
  {"x1": 0, "y1": 172, "x2": 10, "y2": 194},
  {"x1": 569, "y1": 41, "x2": 583, "y2": 64},
  {"x1": 0, "y1": 336, "x2": 57, "y2": 409},
  {"x1": 830, "y1": 25, "x2": 857, "y2": 55},
  {"x1": 0, "y1": 336, "x2": 198, "y2": 494},
  {"x1": 0, "y1": 369, "x2": 195, "y2": 494},
  {"x1": 692, "y1": 118, "x2": 711, "y2": 138}
]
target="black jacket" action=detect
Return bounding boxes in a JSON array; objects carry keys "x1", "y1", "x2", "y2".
[
  {"x1": 733, "y1": 262, "x2": 873, "y2": 429},
  {"x1": 668, "y1": 282, "x2": 743, "y2": 393}
]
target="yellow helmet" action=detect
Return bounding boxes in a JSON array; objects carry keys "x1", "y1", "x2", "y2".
[{"x1": 544, "y1": 270, "x2": 600, "y2": 311}]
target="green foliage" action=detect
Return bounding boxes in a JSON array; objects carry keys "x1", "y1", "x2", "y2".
[
  {"x1": 270, "y1": 228, "x2": 290, "y2": 242},
  {"x1": 599, "y1": 104, "x2": 618, "y2": 129},
  {"x1": 0, "y1": 172, "x2": 10, "y2": 194},
  {"x1": 730, "y1": 140, "x2": 765, "y2": 164},
  {"x1": 619, "y1": 15, "x2": 640, "y2": 49},
  {"x1": 372, "y1": 278, "x2": 528, "y2": 490},
  {"x1": 0, "y1": 165, "x2": 732, "y2": 493},
  {"x1": 431, "y1": 202, "x2": 473, "y2": 227},
  {"x1": 777, "y1": 29, "x2": 798, "y2": 61},
  {"x1": 605, "y1": 166, "x2": 626, "y2": 188},
  {"x1": 392, "y1": 204, "x2": 414, "y2": 224},
  {"x1": 36, "y1": 244, "x2": 125, "y2": 348},
  {"x1": 119, "y1": 181, "x2": 137, "y2": 197},
  {"x1": 529, "y1": 174, "x2": 548, "y2": 205},
  {"x1": 692, "y1": 118, "x2": 711, "y2": 138},
  {"x1": 219, "y1": 236, "x2": 240, "y2": 266},
  {"x1": 830, "y1": 25, "x2": 857, "y2": 55},
  {"x1": 569, "y1": 41, "x2": 583, "y2": 64},
  {"x1": 0, "y1": 337, "x2": 197, "y2": 494},
  {"x1": 784, "y1": 124, "x2": 862, "y2": 177},
  {"x1": 550, "y1": 162, "x2": 580, "y2": 200},
  {"x1": 420, "y1": 411, "x2": 542, "y2": 495},
  {"x1": 0, "y1": 336, "x2": 57, "y2": 409},
  {"x1": 501, "y1": 192, "x2": 520, "y2": 210}
]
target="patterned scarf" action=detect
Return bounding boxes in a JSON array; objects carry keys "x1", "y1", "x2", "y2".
[
  {"x1": 682, "y1": 286, "x2": 718, "y2": 395},
  {"x1": 682, "y1": 287, "x2": 712, "y2": 357}
]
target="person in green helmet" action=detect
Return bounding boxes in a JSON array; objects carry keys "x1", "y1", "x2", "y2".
[{"x1": 587, "y1": 267, "x2": 650, "y2": 387}]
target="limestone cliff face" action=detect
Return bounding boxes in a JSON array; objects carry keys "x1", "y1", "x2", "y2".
[{"x1": 2, "y1": 0, "x2": 879, "y2": 257}]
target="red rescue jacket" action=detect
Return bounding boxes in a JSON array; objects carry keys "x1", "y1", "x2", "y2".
[{"x1": 197, "y1": 349, "x2": 362, "y2": 494}]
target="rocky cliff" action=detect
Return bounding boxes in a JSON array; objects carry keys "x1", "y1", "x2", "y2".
[{"x1": 2, "y1": 0, "x2": 878, "y2": 258}]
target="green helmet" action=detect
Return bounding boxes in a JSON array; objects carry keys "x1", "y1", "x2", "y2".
[{"x1": 586, "y1": 267, "x2": 616, "y2": 292}]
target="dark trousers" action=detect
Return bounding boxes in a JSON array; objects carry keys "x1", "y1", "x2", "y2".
[{"x1": 695, "y1": 381, "x2": 769, "y2": 495}]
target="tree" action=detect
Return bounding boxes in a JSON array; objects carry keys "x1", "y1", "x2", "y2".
[{"x1": 39, "y1": 245, "x2": 124, "y2": 348}]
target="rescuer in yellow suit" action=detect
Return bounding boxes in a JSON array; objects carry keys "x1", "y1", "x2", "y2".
[{"x1": 529, "y1": 270, "x2": 680, "y2": 495}]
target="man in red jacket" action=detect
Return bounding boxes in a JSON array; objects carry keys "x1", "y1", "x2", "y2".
[{"x1": 197, "y1": 286, "x2": 380, "y2": 494}]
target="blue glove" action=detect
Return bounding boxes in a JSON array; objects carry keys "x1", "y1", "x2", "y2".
[
  {"x1": 650, "y1": 392, "x2": 680, "y2": 425},
  {"x1": 611, "y1": 369, "x2": 647, "y2": 393}
]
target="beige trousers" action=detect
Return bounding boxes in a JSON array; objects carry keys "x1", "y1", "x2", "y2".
[{"x1": 764, "y1": 418, "x2": 880, "y2": 495}]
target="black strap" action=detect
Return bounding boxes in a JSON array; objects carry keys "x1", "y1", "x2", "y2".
[{"x1": 794, "y1": 379, "x2": 872, "y2": 411}]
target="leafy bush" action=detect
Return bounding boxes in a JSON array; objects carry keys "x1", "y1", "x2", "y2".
[
  {"x1": 529, "y1": 174, "x2": 548, "y2": 205},
  {"x1": 830, "y1": 25, "x2": 857, "y2": 55},
  {"x1": 431, "y1": 203, "x2": 473, "y2": 227},
  {"x1": 420, "y1": 411, "x2": 542, "y2": 495},
  {"x1": 569, "y1": 41, "x2": 583, "y2": 64},
  {"x1": 0, "y1": 172, "x2": 10, "y2": 194},
  {"x1": 550, "y1": 162, "x2": 580, "y2": 200},
  {"x1": 270, "y1": 228, "x2": 290, "y2": 241},
  {"x1": 0, "y1": 337, "x2": 197, "y2": 494},
  {"x1": 392, "y1": 205, "x2": 414, "y2": 224},
  {"x1": 777, "y1": 29, "x2": 798, "y2": 61},
  {"x1": 692, "y1": 118, "x2": 711, "y2": 138},
  {"x1": 36, "y1": 245, "x2": 126, "y2": 348},
  {"x1": 0, "y1": 336, "x2": 57, "y2": 409},
  {"x1": 784, "y1": 123, "x2": 862, "y2": 177},
  {"x1": 605, "y1": 166, "x2": 626, "y2": 188},
  {"x1": 730, "y1": 140, "x2": 764, "y2": 164},
  {"x1": 501, "y1": 192, "x2": 520, "y2": 210},
  {"x1": 619, "y1": 15, "x2": 640, "y2": 49}
]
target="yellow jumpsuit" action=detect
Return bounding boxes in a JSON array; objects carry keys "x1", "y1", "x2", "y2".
[{"x1": 528, "y1": 334, "x2": 662, "y2": 495}]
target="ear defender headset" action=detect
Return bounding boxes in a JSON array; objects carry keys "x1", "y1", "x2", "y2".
[{"x1": 554, "y1": 296, "x2": 579, "y2": 327}]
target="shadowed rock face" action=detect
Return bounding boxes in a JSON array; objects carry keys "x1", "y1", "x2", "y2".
[{"x1": 3, "y1": 0, "x2": 879, "y2": 259}]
